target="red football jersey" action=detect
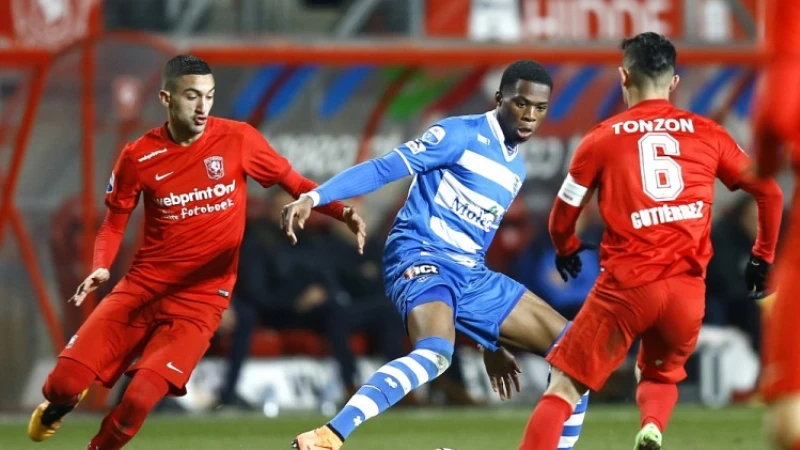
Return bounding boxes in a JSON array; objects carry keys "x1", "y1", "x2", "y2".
[
  {"x1": 566, "y1": 99, "x2": 751, "y2": 288},
  {"x1": 105, "y1": 117, "x2": 290, "y2": 304}
]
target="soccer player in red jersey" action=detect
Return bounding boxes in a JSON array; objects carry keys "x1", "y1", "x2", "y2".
[
  {"x1": 755, "y1": 1, "x2": 800, "y2": 449},
  {"x1": 26, "y1": 55, "x2": 366, "y2": 449},
  {"x1": 518, "y1": 32, "x2": 784, "y2": 450}
]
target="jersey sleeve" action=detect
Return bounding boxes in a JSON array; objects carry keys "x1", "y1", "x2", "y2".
[
  {"x1": 559, "y1": 130, "x2": 601, "y2": 206},
  {"x1": 391, "y1": 117, "x2": 467, "y2": 174},
  {"x1": 240, "y1": 124, "x2": 292, "y2": 187},
  {"x1": 105, "y1": 146, "x2": 141, "y2": 213},
  {"x1": 715, "y1": 127, "x2": 751, "y2": 190}
]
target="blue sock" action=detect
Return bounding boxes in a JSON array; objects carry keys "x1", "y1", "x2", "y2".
[
  {"x1": 327, "y1": 336, "x2": 453, "y2": 440},
  {"x1": 545, "y1": 321, "x2": 589, "y2": 450}
]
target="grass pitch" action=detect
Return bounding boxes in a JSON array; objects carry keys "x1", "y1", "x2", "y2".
[{"x1": 2, "y1": 405, "x2": 765, "y2": 449}]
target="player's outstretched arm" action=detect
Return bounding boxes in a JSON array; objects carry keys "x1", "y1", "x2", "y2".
[
  {"x1": 716, "y1": 128, "x2": 784, "y2": 296},
  {"x1": 69, "y1": 209, "x2": 131, "y2": 306}
]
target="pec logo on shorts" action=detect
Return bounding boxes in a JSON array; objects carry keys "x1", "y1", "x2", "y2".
[
  {"x1": 66, "y1": 334, "x2": 78, "y2": 349},
  {"x1": 404, "y1": 264, "x2": 439, "y2": 280},
  {"x1": 204, "y1": 156, "x2": 225, "y2": 180}
]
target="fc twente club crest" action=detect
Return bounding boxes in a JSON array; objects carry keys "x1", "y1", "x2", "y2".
[{"x1": 204, "y1": 156, "x2": 224, "y2": 180}]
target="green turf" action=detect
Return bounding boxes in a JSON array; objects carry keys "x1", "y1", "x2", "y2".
[{"x1": 4, "y1": 405, "x2": 765, "y2": 449}]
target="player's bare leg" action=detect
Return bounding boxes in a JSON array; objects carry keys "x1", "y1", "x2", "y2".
[
  {"x1": 767, "y1": 394, "x2": 800, "y2": 450},
  {"x1": 520, "y1": 367, "x2": 587, "y2": 450},
  {"x1": 499, "y1": 290, "x2": 590, "y2": 449},
  {"x1": 293, "y1": 301, "x2": 456, "y2": 449},
  {"x1": 28, "y1": 358, "x2": 95, "y2": 442}
]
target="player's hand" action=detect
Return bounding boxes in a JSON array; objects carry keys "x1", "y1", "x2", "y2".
[
  {"x1": 745, "y1": 254, "x2": 771, "y2": 300},
  {"x1": 554, "y1": 242, "x2": 596, "y2": 282},
  {"x1": 481, "y1": 346, "x2": 521, "y2": 401},
  {"x1": 281, "y1": 195, "x2": 314, "y2": 245},
  {"x1": 343, "y1": 206, "x2": 367, "y2": 255},
  {"x1": 69, "y1": 268, "x2": 110, "y2": 306}
]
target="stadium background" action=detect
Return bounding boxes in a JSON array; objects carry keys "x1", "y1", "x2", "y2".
[{"x1": 0, "y1": 0, "x2": 789, "y2": 448}]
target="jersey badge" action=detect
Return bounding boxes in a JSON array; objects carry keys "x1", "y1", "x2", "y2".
[{"x1": 204, "y1": 156, "x2": 225, "y2": 180}]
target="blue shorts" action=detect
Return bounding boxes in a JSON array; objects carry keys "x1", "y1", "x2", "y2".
[{"x1": 384, "y1": 253, "x2": 526, "y2": 352}]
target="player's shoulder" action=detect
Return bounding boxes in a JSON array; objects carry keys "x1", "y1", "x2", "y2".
[
  {"x1": 206, "y1": 116, "x2": 260, "y2": 137},
  {"x1": 121, "y1": 126, "x2": 169, "y2": 162},
  {"x1": 420, "y1": 114, "x2": 481, "y2": 146}
]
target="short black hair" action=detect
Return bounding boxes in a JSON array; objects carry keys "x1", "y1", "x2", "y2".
[
  {"x1": 499, "y1": 60, "x2": 553, "y2": 93},
  {"x1": 162, "y1": 55, "x2": 212, "y2": 90},
  {"x1": 620, "y1": 32, "x2": 676, "y2": 85}
]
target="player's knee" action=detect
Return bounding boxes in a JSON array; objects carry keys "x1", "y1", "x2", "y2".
[
  {"x1": 120, "y1": 370, "x2": 170, "y2": 416},
  {"x1": 545, "y1": 367, "x2": 586, "y2": 406},
  {"x1": 413, "y1": 336, "x2": 454, "y2": 375},
  {"x1": 43, "y1": 359, "x2": 95, "y2": 403}
]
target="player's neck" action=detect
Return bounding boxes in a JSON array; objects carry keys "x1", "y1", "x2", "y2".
[
  {"x1": 166, "y1": 121, "x2": 204, "y2": 146},
  {"x1": 625, "y1": 88, "x2": 671, "y2": 108}
]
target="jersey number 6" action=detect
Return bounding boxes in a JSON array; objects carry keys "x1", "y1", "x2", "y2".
[{"x1": 638, "y1": 132, "x2": 684, "y2": 201}]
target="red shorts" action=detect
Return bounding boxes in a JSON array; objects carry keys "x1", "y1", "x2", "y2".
[
  {"x1": 547, "y1": 273, "x2": 705, "y2": 392},
  {"x1": 59, "y1": 277, "x2": 225, "y2": 396},
  {"x1": 762, "y1": 217, "x2": 800, "y2": 403}
]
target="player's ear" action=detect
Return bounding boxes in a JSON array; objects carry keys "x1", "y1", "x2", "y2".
[
  {"x1": 494, "y1": 90, "x2": 502, "y2": 106},
  {"x1": 617, "y1": 67, "x2": 629, "y2": 87},
  {"x1": 158, "y1": 89, "x2": 170, "y2": 108},
  {"x1": 669, "y1": 74, "x2": 680, "y2": 92}
]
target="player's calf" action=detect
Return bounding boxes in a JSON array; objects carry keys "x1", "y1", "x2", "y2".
[
  {"x1": 297, "y1": 337, "x2": 453, "y2": 447},
  {"x1": 87, "y1": 369, "x2": 169, "y2": 450}
]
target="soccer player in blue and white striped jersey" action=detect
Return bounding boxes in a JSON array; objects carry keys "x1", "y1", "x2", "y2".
[{"x1": 285, "y1": 60, "x2": 589, "y2": 450}]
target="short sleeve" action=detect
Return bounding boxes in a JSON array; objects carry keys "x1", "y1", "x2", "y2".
[
  {"x1": 567, "y1": 130, "x2": 602, "y2": 188},
  {"x1": 240, "y1": 124, "x2": 292, "y2": 187},
  {"x1": 105, "y1": 146, "x2": 141, "y2": 212},
  {"x1": 715, "y1": 127, "x2": 751, "y2": 191},
  {"x1": 392, "y1": 118, "x2": 467, "y2": 174}
]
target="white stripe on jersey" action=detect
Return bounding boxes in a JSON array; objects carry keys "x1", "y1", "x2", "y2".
[
  {"x1": 430, "y1": 216, "x2": 482, "y2": 253},
  {"x1": 457, "y1": 150, "x2": 521, "y2": 195},
  {"x1": 434, "y1": 171, "x2": 505, "y2": 232},
  {"x1": 393, "y1": 148, "x2": 415, "y2": 175}
]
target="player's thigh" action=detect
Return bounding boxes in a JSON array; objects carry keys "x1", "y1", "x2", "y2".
[
  {"x1": 499, "y1": 288, "x2": 568, "y2": 356},
  {"x1": 547, "y1": 281, "x2": 664, "y2": 392},
  {"x1": 130, "y1": 317, "x2": 218, "y2": 396},
  {"x1": 637, "y1": 276, "x2": 705, "y2": 384},
  {"x1": 59, "y1": 287, "x2": 150, "y2": 387},
  {"x1": 388, "y1": 258, "x2": 467, "y2": 345}
]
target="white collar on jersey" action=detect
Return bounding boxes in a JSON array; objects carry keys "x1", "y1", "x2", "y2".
[{"x1": 486, "y1": 110, "x2": 519, "y2": 162}]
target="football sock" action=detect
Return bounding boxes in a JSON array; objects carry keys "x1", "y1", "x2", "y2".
[
  {"x1": 519, "y1": 394, "x2": 574, "y2": 450},
  {"x1": 43, "y1": 358, "x2": 96, "y2": 405},
  {"x1": 327, "y1": 336, "x2": 453, "y2": 441},
  {"x1": 546, "y1": 321, "x2": 589, "y2": 450},
  {"x1": 87, "y1": 369, "x2": 168, "y2": 450},
  {"x1": 636, "y1": 380, "x2": 678, "y2": 431}
]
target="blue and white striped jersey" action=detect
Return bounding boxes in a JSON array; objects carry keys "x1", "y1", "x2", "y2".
[{"x1": 386, "y1": 111, "x2": 526, "y2": 266}]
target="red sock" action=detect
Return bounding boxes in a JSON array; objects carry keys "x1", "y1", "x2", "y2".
[
  {"x1": 793, "y1": 442, "x2": 800, "y2": 450},
  {"x1": 87, "y1": 370, "x2": 168, "y2": 450},
  {"x1": 43, "y1": 358, "x2": 96, "y2": 405},
  {"x1": 636, "y1": 380, "x2": 678, "y2": 432},
  {"x1": 519, "y1": 394, "x2": 574, "y2": 450}
]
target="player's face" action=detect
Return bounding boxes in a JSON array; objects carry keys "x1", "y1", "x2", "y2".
[
  {"x1": 160, "y1": 74, "x2": 215, "y2": 136},
  {"x1": 495, "y1": 80, "x2": 551, "y2": 144}
]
